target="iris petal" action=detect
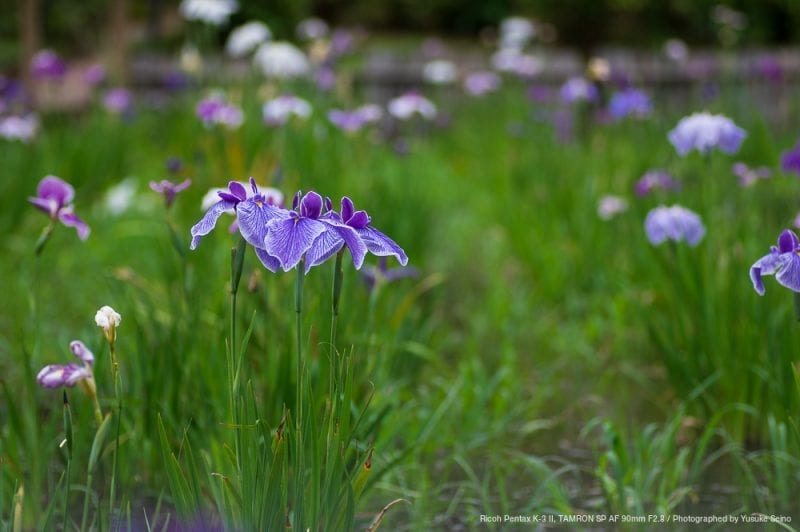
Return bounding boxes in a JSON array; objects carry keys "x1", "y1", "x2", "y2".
[
  {"x1": 358, "y1": 226, "x2": 408, "y2": 266},
  {"x1": 189, "y1": 200, "x2": 236, "y2": 249},
  {"x1": 264, "y1": 217, "x2": 327, "y2": 271},
  {"x1": 236, "y1": 198, "x2": 286, "y2": 248}
]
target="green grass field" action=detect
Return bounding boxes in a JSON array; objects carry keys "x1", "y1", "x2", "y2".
[{"x1": 1, "y1": 71, "x2": 800, "y2": 530}]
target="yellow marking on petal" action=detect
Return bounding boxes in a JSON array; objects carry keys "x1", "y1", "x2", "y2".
[{"x1": 256, "y1": 200, "x2": 263, "y2": 207}]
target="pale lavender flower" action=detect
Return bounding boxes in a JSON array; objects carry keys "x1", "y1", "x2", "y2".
[
  {"x1": 102, "y1": 88, "x2": 133, "y2": 114},
  {"x1": 560, "y1": 77, "x2": 598, "y2": 104},
  {"x1": 0, "y1": 114, "x2": 38, "y2": 142},
  {"x1": 262, "y1": 94, "x2": 312, "y2": 127},
  {"x1": 226, "y1": 21, "x2": 271, "y2": 57},
  {"x1": 463, "y1": 71, "x2": 501, "y2": 97},
  {"x1": 362, "y1": 257, "x2": 419, "y2": 293},
  {"x1": 31, "y1": 50, "x2": 66, "y2": 80},
  {"x1": 491, "y1": 49, "x2": 543, "y2": 78},
  {"x1": 750, "y1": 229, "x2": 800, "y2": 295},
  {"x1": 732, "y1": 162, "x2": 771, "y2": 187},
  {"x1": 780, "y1": 140, "x2": 800, "y2": 177},
  {"x1": 150, "y1": 178, "x2": 192, "y2": 208},
  {"x1": 668, "y1": 112, "x2": 746, "y2": 156},
  {"x1": 794, "y1": 213, "x2": 800, "y2": 230},
  {"x1": 635, "y1": 170, "x2": 680, "y2": 197},
  {"x1": 253, "y1": 42, "x2": 310, "y2": 79},
  {"x1": 83, "y1": 64, "x2": 106, "y2": 86},
  {"x1": 179, "y1": 0, "x2": 237, "y2": 25},
  {"x1": 328, "y1": 104, "x2": 382, "y2": 133},
  {"x1": 608, "y1": 88, "x2": 652, "y2": 120},
  {"x1": 315, "y1": 65, "x2": 336, "y2": 92},
  {"x1": 28, "y1": 175, "x2": 90, "y2": 240},
  {"x1": 664, "y1": 39, "x2": 689, "y2": 63},
  {"x1": 498, "y1": 16, "x2": 536, "y2": 50},
  {"x1": 644, "y1": 205, "x2": 705, "y2": 246},
  {"x1": 388, "y1": 92, "x2": 437, "y2": 121},
  {"x1": 37, "y1": 340, "x2": 95, "y2": 389},
  {"x1": 597, "y1": 195, "x2": 628, "y2": 220}
]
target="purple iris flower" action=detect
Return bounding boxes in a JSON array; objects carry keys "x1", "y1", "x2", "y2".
[
  {"x1": 328, "y1": 105, "x2": 381, "y2": 133},
  {"x1": 37, "y1": 340, "x2": 94, "y2": 389},
  {"x1": 362, "y1": 257, "x2": 419, "y2": 292},
  {"x1": 780, "y1": 140, "x2": 800, "y2": 176},
  {"x1": 83, "y1": 64, "x2": 106, "y2": 86},
  {"x1": 750, "y1": 229, "x2": 800, "y2": 296},
  {"x1": 150, "y1": 178, "x2": 192, "y2": 208},
  {"x1": 644, "y1": 205, "x2": 705, "y2": 246},
  {"x1": 264, "y1": 191, "x2": 367, "y2": 273},
  {"x1": 28, "y1": 175, "x2": 90, "y2": 240},
  {"x1": 608, "y1": 88, "x2": 652, "y2": 120},
  {"x1": 560, "y1": 77, "x2": 598, "y2": 105},
  {"x1": 668, "y1": 112, "x2": 746, "y2": 156},
  {"x1": 31, "y1": 50, "x2": 67, "y2": 80},
  {"x1": 103, "y1": 88, "x2": 133, "y2": 114},
  {"x1": 732, "y1": 162, "x2": 771, "y2": 187},
  {"x1": 190, "y1": 178, "x2": 284, "y2": 272},
  {"x1": 306, "y1": 197, "x2": 408, "y2": 272},
  {"x1": 635, "y1": 170, "x2": 680, "y2": 197}
]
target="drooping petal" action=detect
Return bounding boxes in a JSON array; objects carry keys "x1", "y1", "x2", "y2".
[
  {"x1": 340, "y1": 197, "x2": 355, "y2": 222},
  {"x1": 236, "y1": 198, "x2": 287, "y2": 248},
  {"x1": 69, "y1": 340, "x2": 95, "y2": 365},
  {"x1": 253, "y1": 246, "x2": 281, "y2": 273},
  {"x1": 778, "y1": 229, "x2": 799, "y2": 254},
  {"x1": 264, "y1": 217, "x2": 327, "y2": 271},
  {"x1": 358, "y1": 226, "x2": 408, "y2": 265},
  {"x1": 750, "y1": 251, "x2": 787, "y2": 296},
  {"x1": 189, "y1": 200, "x2": 236, "y2": 249},
  {"x1": 775, "y1": 253, "x2": 800, "y2": 293},
  {"x1": 28, "y1": 196, "x2": 59, "y2": 217},
  {"x1": 304, "y1": 222, "x2": 367, "y2": 273},
  {"x1": 59, "y1": 211, "x2": 90, "y2": 240},
  {"x1": 37, "y1": 175, "x2": 74, "y2": 207}
]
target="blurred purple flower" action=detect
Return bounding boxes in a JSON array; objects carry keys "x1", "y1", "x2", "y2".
[
  {"x1": 732, "y1": 162, "x2": 771, "y2": 187},
  {"x1": 196, "y1": 96, "x2": 243, "y2": 129},
  {"x1": 84, "y1": 64, "x2": 106, "y2": 86},
  {"x1": 668, "y1": 112, "x2": 746, "y2": 156},
  {"x1": 780, "y1": 140, "x2": 800, "y2": 176},
  {"x1": 328, "y1": 104, "x2": 382, "y2": 133},
  {"x1": 190, "y1": 178, "x2": 284, "y2": 271},
  {"x1": 644, "y1": 205, "x2": 705, "y2": 246},
  {"x1": 608, "y1": 88, "x2": 652, "y2": 120},
  {"x1": 560, "y1": 77, "x2": 598, "y2": 105},
  {"x1": 296, "y1": 17, "x2": 329, "y2": 41},
  {"x1": 150, "y1": 178, "x2": 192, "y2": 208},
  {"x1": 28, "y1": 175, "x2": 90, "y2": 240},
  {"x1": 37, "y1": 340, "x2": 94, "y2": 389},
  {"x1": 362, "y1": 257, "x2": 419, "y2": 293},
  {"x1": 463, "y1": 71, "x2": 501, "y2": 97},
  {"x1": 527, "y1": 84, "x2": 552, "y2": 104},
  {"x1": 755, "y1": 55, "x2": 783, "y2": 84},
  {"x1": 0, "y1": 114, "x2": 38, "y2": 142},
  {"x1": 750, "y1": 229, "x2": 800, "y2": 295},
  {"x1": 329, "y1": 29, "x2": 355, "y2": 58},
  {"x1": 31, "y1": 50, "x2": 66, "y2": 80},
  {"x1": 316, "y1": 65, "x2": 336, "y2": 91},
  {"x1": 103, "y1": 88, "x2": 133, "y2": 114},
  {"x1": 166, "y1": 156, "x2": 184, "y2": 175},
  {"x1": 635, "y1": 170, "x2": 680, "y2": 197}
]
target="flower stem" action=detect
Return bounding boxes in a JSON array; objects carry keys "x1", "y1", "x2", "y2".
[
  {"x1": 34, "y1": 220, "x2": 56, "y2": 256},
  {"x1": 293, "y1": 259, "x2": 305, "y2": 527},
  {"x1": 62, "y1": 392, "x2": 73, "y2": 531},
  {"x1": 793, "y1": 292, "x2": 800, "y2": 322},
  {"x1": 229, "y1": 237, "x2": 246, "y2": 472},
  {"x1": 108, "y1": 345, "x2": 122, "y2": 523}
]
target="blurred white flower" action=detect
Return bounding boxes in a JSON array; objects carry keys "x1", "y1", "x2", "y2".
[
  {"x1": 0, "y1": 114, "x2": 38, "y2": 142},
  {"x1": 491, "y1": 49, "x2": 542, "y2": 77},
  {"x1": 104, "y1": 178, "x2": 138, "y2": 216},
  {"x1": 664, "y1": 38, "x2": 689, "y2": 63},
  {"x1": 253, "y1": 42, "x2": 311, "y2": 79},
  {"x1": 179, "y1": 0, "x2": 237, "y2": 25},
  {"x1": 226, "y1": 21, "x2": 271, "y2": 57},
  {"x1": 597, "y1": 195, "x2": 628, "y2": 220},
  {"x1": 262, "y1": 94, "x2": 312, "y2": 126},
  {"x1": 423, "y1": 60, "x2": 457, "y2": 85},
  {"x1": 499, "y1": 16, "x2": 536, "y2": 50},
  {"x1": 388, "y1": 92, "x2": 437, "y2": 121},
  {"x1": 296, "y1": 18, "x2": 329, "y2": 41}
]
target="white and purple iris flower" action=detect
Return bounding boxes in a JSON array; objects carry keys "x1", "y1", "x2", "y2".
[
  {"x1": 28, "y1": 175, "x2": 90, "y2": 240},
  {"x1": 668, "y1": 112, "x2": 746, "y2": 156},
  {"x1": 328, "y1": 104, "x2": 382, "y2": 133},
  {"x1": 644, "y1": 205, "x2": 705, "y2": 246},
  {"x1": 190, "y1": 179, "x2": 408, "y2": 274},
  {"x1": 37, "y1": 340, "x2": 95, "y2": 389},
  {"x1": 750, "y1": 229, "x2": 800, "y2": 296},
  {"x1": 150, "y1": 178, "x2": 192, "y2": 208}
]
